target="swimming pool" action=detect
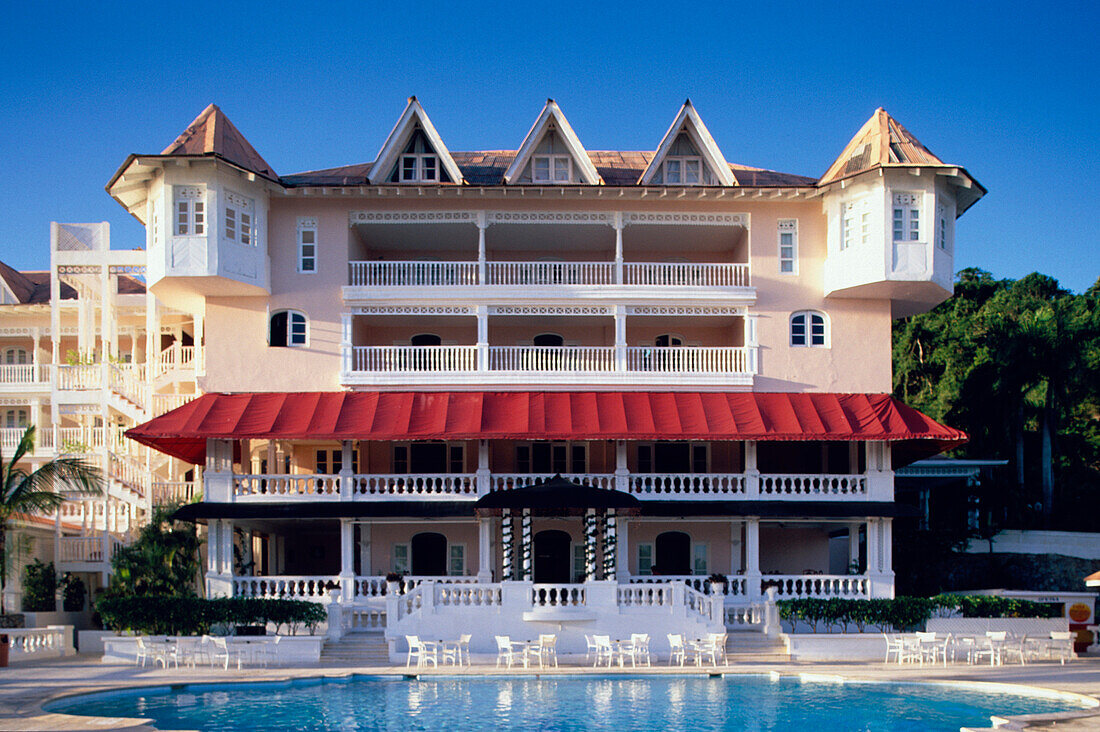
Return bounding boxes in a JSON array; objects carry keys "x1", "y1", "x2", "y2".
[{"x1": 46, "y1": 674, "x2": 1095, "y2": 731}]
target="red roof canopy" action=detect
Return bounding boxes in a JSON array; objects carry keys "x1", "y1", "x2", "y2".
[{"x1": 126, "y1": 391, "x2": 966, "y2": 466}]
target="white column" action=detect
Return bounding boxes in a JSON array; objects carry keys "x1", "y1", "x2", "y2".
[
  {"x1": 220, "y1": 520, "x2": 235, "y2": 577},
  {"x1": 339, "y1": 519, "x2": 354, "y2": 601},
  {"x1": 730, "y1": 519, "x2": 743, "y2": 573},
  {"x1": 744, "y1": 441, "x2": 760, "y2": 498},
  {"x1": 745, "y1": 517, "x2": 761, "y2": 600},
  {"x1": 584, "y1": 509, "x2": 598, "y2": 581},
  {"x1": 614, "y1": 304, "x2": 626, "y2": 372},
  {"x1": 339, "y1": 440, "x2": 353, "y2": 502},
  {"x1": 49, "y1": 226, "x2": 60, "y2": 366},
  {"x1": 476, "y1": 305, "x2": 488, "y2": 372},
  {"x1": 193, "y1": 312, "x2": 205, "y2": 374},
  {"x1": 603, "y1": 510, "x2": 617, "y2": 580},
  {"x1": 477, "y1": 517, "x2": 493, "y2": 581},
  {"x1": 501, "y1": 509, "x2": 514, "y2": 581},
  {"x1": 615, "y1": 517, "x2": 630, "y2": 581},
  {"x1": 476, "y1": 439, "x2": 490, "y2": 496},
  {"x1": 520, "y1": 509, "x2": 533, "y2": 581},
  {"x1": 613, "y1": 212, "x2": 624, "y2": 284},
  {"x1": 99, "y1": 264, "x2": 112, "y2": 360},
  {"x1": 358, "y1": 523, "x2": 372, "y2": 577},
  {"x1": 848, "y1": 521, "x2": 861, "y2": 572},
  {"x1": 207, "y1": 520, "x2": 221, "y2": 575},
  {"x1": 614, "y1": 440, "x2": 628, "y2": 493},
  {"x1": 477, "y1": 212, "x2": 488, "y2": 284},
  {"x1": 145, "y1": 292, "x2": 157, "y2": 372}
]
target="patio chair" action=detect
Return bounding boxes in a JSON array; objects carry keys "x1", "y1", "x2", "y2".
[
  {"x1": 496, "y1": 635, "x2": 520, "y2": 668},
  {"x1": 405, "y1": 635, "x2": 438, "y2": 669},
  {"x1": 882, "y1": 633, "x2": 906, "y2": 664},
  {"x1": 537, "y1": 634, "x2": 558, "y2": 668},
  {"x1": 972, "y1": 631, "x2": 1006, "y2": 667},
  {"x1": 1049, "y1": 631, "x2": 1075, "y2": 665},
  {"x1": 691, "y1": 636, "x2": 720, "y2": 667},
  {"x1": 667, "y1": 634, "x2": 686, "y2": 667},
  {"x1": 915, "y1": 631, "x2": 946, "y2": 667},
  {"x1": 210, "y1": 637, "x2": 242, "y2": 670},
  {"x1": 592, "y1": 635, "x2": 615, "y2": 668},
  {"x1": 134, "y1": 636, "x2": 152, "y2": 667},
  {"x1": 584, "y1": 634, "x2": 599, "y2": 664},
  {"x1": 708, "y1": 633, "x2": 728, "y2": 666},
  {"x1": 253, "y1": 636, "x2": 281, "y2": 668},
  {"x1": 1001, "y1": 634, "x2": 1028, "y2": 666},
  {"x1": 629, "y1": 634, "x2": 651, "y2": 667}
]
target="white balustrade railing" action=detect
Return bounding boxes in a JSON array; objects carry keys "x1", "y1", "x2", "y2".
[
  {"x1": 628, "y1": 473, "x2": 745, "y2": 498},
  {"x1": 396, "y1": 584, "x2": 425, "y2": 620},
  {"x1": 57, "y1": 535, "x2": 122, "y2": 563},
  {"x1": 153, "y1": 393, "x2": 196, "y2": 416},
  {"x1": 683, "y1": 584, "x2": 721, "y2": 623},
  {"x1": 107, "y1": 363, "x2": 148, "y2": 408},
  {"x1": 763, "y1": 575, "x2": 870, "y2": 599},
  {"x1": 725, "y1": 603, "x2": 765, "y2": 628},
  {"x1": 56, "y1": 364, "x2": 100, "y2": 390},
  {"x1": 157, "y1": 344, "x2": 196, "y2": 374},
  {"x1": 489, "y1": 346, "x2": 616, "y2": 372},
  {"x1": 625, "y1": 346, "x2": 752, "y2": 374},
  {"x1": 352, "y1": 474, "x2": 478, "y2": 499},
  {"x1": 629, "y1": 575, "x2": 710, "y2": 594},
  {"x1": 233, "y1": 575, "x2": 338, "y2": 600},
  {"x1": 234, "y1": 474, "x2": 341, "y2": 500},
  {"x1": 758, "y1": 474, "x2": 867, "y2": 499},
  {"x1": 6, "y1": 627, "x2": 66, "y2": 659},
  {"x1": 435, "y1": 582, "x2": 502, "y2": 607},
  {"x1": 345, "y1": 607, "x2": 386, "y2": 632},
  {"x1": 349, "y1": 261, "x2": 479, "y2": 288},
  {"x1": 531, "y1": 583, "x2": 586, "y2": 607},
  {"x1": 108, "y1": 451, "x2": 149, "y2": 497},
  {"x1": 617, "y1": 583, "x2": 672, "y2": 608},
  {"x1": 486, "y1": 261, "x2": 615, "y2": 286},
  {"x1": 0, "y1": 363, "x2": 50, "y2": 384},
  {"x1": 152, "y1": 481, "x2": 200, "y2": 505},
  {"x1": 353, "y1": 345, "x2": 477, "y2": 373},
  {"x1": 489, "y1": 473, "x2": 614, "y2": 492},
  {"x1": 623, "y1": 262, "x2": 750, "y2": 288}
]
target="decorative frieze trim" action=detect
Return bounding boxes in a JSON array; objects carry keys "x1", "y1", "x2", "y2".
[
  {"x1": 59, "y1": 405, "x2": 101, "y2": 415},
  {"x1": 487, "y1": 211, "x2": 614, "y2": 225},
  {"x1": 622, "y1": 212, "x2": 747, "y2": 227},
  {"x1": 626, "y1": 305, "x2": 747, "y2": 316},
  {"x1": 349, "y1": 210, "x2": 477, "y2": 226},
  {"x1": 488, "y1": 305, "x2": 612, "y2": 316},
  {"x1": 57, "y1": 265, "x2": 103, "y2": 275},
  {"x1": 0, "y1": 397, "x2": 33, "y2": 406},
  {"x1": 109, "y1": 265, "x2": 147, "y2": 275},
  {"x1": 352, "y1": 305, "x2": 476, "y2": 316}
]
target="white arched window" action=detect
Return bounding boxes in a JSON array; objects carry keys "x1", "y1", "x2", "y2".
[
  {"x1": 790, "y1": 311, "x2": 828, "y2": 347},
  {"x1": 269, "y1": 310, "x2": 307, "y2": 347},
  {"x1": 4, "y1": 408, "x2": 28, "y2": 429}
]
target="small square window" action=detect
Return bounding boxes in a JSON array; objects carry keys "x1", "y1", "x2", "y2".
[
  {"x1": 401, "y1": 156, "x2": 418, "y2": 181},
  {"x1": 684, "y1": 159, "x2": 700, "y2": 184},
  {"x1": 533, "y1": 156, "x2": 552, "y2": 182},
  {"x1": 665, "y1": 159, "x2": 682, "y2": 184}
]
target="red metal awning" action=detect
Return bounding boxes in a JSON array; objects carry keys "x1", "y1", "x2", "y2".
[{"x1": 126, "y1": 391, "x2": 966, "y2": 466}]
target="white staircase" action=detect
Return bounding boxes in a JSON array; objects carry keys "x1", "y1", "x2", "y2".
[
  {"x1": 724, "y1": 630, "x2": 789, "y2": 662},
  {"x1": 320, "y1": 633, "x2": 391, "y2": 666}
]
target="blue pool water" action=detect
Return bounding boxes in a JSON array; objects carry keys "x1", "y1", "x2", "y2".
[{"x1": 46, "y1": 674, "x2": 1093, "y2": 731}]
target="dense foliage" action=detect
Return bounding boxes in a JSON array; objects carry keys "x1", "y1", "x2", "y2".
[
  {"x1": 893, "y1": 269, "x2": 1100, "y2": 530},
  {"x1": 105, "y1": 506, "x2": 202, "y2": 598},
  {"x1": 61, "y1": 573, "x2": 86, "y2": 612},
  {"x1": 96, "y1": 595, "x2": 327, "y2": 636},
  {"x1": 20, "y1": 559, "x2": 57, "y2": 612},
  {"x1": 778, "y1": 595, "x2": 1061, "y2": 633}
]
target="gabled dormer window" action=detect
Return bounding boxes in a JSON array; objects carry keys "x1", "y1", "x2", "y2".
[
  {"x1": 663, "y1": 156, "x2": 702, "y2": 185},
  {"x1": 532, "y1": 155, "x2": 572, "y2": 183},
  {"x1": 401, "y1": 154, "x2": 439, "y2": 183}
]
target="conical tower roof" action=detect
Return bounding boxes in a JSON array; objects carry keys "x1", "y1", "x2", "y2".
[
  {"x1": 162, "y1": 104, "x2": 277, "y2": 179},
  {"x1": 819, "y1": 108, "x2": 943, "y2": 185}
]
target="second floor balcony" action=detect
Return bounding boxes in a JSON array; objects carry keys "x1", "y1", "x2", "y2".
[{"x1": 342, "y1": 344, "x2": 756, "y2": 387}]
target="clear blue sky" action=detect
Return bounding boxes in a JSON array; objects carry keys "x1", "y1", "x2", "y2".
[{"x1": 1, "y1": 1, "x2": 1096, "y2": 293}]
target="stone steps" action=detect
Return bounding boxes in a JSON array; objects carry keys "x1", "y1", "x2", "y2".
[{"x1": 320, "y1": 633, "x2": 390, "y2": 664}]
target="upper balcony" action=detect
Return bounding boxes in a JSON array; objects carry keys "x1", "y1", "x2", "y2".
[{"x1": 344, "y1": 209, "x2": 752, "y2": 304}]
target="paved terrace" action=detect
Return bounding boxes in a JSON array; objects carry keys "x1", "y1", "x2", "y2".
[{"x1": 3, "y1": 655, "x2": 1100, "y2": 731}]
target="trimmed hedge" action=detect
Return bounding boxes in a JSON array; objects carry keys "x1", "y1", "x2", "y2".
[
  {"x1": 96, "y1": 596, "x2": 328, "y2": 636},
  {"x1": 777, "y1": 594, "x2": 1061, "y2": 633}
]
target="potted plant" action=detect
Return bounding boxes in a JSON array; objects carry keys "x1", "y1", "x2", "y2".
[
  {"x1": 707, "y1": 572, "x2": 729, "y2": 596},
  {"x1": 385, "y1": 572, "x2": 402, "y2": 595}
]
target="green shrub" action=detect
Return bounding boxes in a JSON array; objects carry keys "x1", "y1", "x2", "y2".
[
  {"x1": 21, "y1": 559, "x2": 56, "y2": 612},
  {"x1": 95, "y1": 595, "x2": 328, "y2": 636},
  {"x1": 60, "y1": 574, "x2": 86, "y2": 612},
  {"x1": 777, "y1": 594, "x2": 1058, "y2": 633}
]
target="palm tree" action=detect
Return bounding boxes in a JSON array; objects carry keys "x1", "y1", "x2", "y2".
[{"x1": 0, "y1": 426, "x2": 103, "y2": 614}]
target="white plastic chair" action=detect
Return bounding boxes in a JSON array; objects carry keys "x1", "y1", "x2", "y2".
[
  {"x1": 584, "y1": 634, "x2": 598, "y2": 664},
  {"x1": 592, "y1": 635, "x2": 615, "y2": 667},
  {"x1": 629, "y1": 633, "x2": 651, "y2": 667},
  {"x1": 405, "y1": 635, "x2": 438, "y2": 669},
  {"x1": 495, "y1": 635, "x2": 518, "y2": 668},
  {"x1": 210, "y1": 637, "x2": 241, "y2": 670},
  {"x1": 667, "y1": 634, "x2": 686, "y2": 667}
]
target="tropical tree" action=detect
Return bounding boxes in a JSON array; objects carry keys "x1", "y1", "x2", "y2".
[
  {"x1": 0, "y1": 426, "x2": 103, "y2": 614},
  {"x1": 105, "y1": 505, "x2": 202, "y2": 598}
]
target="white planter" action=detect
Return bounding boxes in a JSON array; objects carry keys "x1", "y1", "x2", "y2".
[{"x1": 782, "y1": 633, "x2": 889, "y2": 661}]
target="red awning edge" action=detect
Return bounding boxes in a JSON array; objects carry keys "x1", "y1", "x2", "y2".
[{"x1": 126, "y1": 391, "x2": 967, "y2": 466}]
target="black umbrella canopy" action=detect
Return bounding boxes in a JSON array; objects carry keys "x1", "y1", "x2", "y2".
[{"x1": 475, "y1": 474, "x2": 641, "y2": 516}]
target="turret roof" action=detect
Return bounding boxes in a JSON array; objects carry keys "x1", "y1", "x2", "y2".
[{"x1": 162, "y1": 104, "x2": 278, "y2": 180}]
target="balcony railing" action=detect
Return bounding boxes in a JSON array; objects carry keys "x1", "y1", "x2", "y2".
[
  {"x1": 222, "y1": 471, "x2": 881, "y2": 503},
  {"x1": 349, "y1": 345, "x2": 754, "y2": 376},
  {"x1": 57, "y1": 535, "x2": 123, "y2": 564},
  {"x1": 347, "y1": 260, "x2": 750, "y2": 289},
  {"x1": 0, "y1": 364, "x2": 51, "y2": 385}
]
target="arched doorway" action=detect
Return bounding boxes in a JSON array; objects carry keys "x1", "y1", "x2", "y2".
[
  {"x1": 411, "y1": 532, "x2": 447, "y2": 576},
  {"x1": 533, "y1": 333, "x2": 564, "y2": 347},
  {"x1": 533, "y1": 529, "x2": 572, "y2": 583},
  {"x1": 654, "y1": 531, "x2": 691, "y2": 575}
]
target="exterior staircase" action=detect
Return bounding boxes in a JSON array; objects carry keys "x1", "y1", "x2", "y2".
[
  {"x1": 320, "y1": 633, "x2": 392, "y2": 667},
  {"x1": 724, "y1": 630, "x2": 789, "y2": 662}
]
